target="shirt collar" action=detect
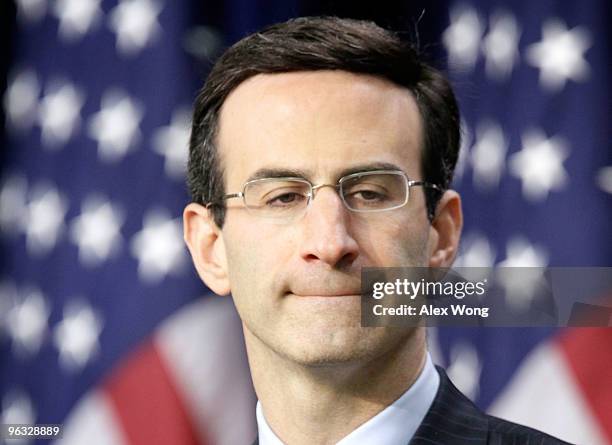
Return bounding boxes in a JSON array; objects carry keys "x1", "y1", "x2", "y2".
[{"x1": 256, "y1": 353, "x2": 440, "y2": 445}]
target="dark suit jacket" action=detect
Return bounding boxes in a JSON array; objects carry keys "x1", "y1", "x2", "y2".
[
  {"x1": 408, "y1": 366, "x2": 572, "y2": 444},
  {"x1": 252, "y1": 366, "x2": 572, "y2": 444}
]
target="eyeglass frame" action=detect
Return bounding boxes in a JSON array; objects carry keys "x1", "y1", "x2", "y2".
[{"x1": 204, "y1": 169, "x2": 441, "y2": 216}]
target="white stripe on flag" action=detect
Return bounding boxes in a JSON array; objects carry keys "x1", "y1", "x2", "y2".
[
  {"x1": 53, "y1": 390, "x2": 129, "y2": 445},
  {"x1": 489, "y1": 340, "x2": 608, "y2": 445},
  {"x1": 155, "y1": 295, "x2": 257, "y2": 445}
]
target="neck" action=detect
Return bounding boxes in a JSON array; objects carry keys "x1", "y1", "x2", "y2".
[{"x1": 246, "y1": 327, "x2": 427, "y2": 445}]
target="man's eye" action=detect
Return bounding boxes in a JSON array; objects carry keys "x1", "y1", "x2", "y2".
[
  {"x1": 267, "y1": 193, "x2": 306, "y2": 206},
  {"x1": 352, "y1": 190, "x2": 386, "y2": 201}
]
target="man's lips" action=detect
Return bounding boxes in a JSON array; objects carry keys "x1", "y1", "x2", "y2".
[
  {"x1": 286, "y1": 277, "x2": 362, "y2": 298},
  {"x1": 288, "y1": 291, "x2": 361, "y2": 298}
]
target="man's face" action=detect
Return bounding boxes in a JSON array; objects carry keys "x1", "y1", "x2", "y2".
[{"x1": 216, "y1": 71, "x2": 432, "y2": 366}]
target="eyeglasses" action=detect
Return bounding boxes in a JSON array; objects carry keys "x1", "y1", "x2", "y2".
[{"x1": 205, "y1": 170, "x2": 441, "y2": 222}]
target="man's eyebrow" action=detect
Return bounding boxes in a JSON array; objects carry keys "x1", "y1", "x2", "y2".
[
  {"x1": 245, "y1": 162, "x2": 406, "y2": 183},
  {"x1": 246, "y1": 168, "x2": 314, "y2": 182},
  {"x1": 336, "y1": 162, "x2": 405, "y2": 179}
]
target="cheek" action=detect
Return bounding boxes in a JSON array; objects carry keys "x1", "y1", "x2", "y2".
[
  {"x1": 222, "y1": 217, "x2": 295, "y2": 299},
  {"x1": 353, "y1": 214, "x2": 430, "y2": 266}
]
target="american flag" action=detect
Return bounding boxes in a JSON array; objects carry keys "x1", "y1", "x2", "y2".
[
  {"x1": 433, "y1": 1, "x2": 612, "y2": 444},
  {"x1": 0, "y1": 1, "x2": 610, "y2": 445},
  {"x1": 0, "y1": 1, "x2": 255, "y2": 444}
]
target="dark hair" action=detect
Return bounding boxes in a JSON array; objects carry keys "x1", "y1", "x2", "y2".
[{"x1": 188, "y1": 16, "x2": 460, "y2": 226}]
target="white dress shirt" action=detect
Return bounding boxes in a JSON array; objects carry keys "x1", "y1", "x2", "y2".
[{"x1": 256, "y1": 353, "x2": 440, "y2": 445}]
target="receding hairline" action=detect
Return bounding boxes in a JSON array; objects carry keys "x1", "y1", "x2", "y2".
[{"x1": 214, "y1": 69, "x2": 425, "y2": 175}]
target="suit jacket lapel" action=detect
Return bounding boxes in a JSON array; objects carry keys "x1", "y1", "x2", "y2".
[{"x1": 409, "y1": 366, "x2": 489, "y2": 445}]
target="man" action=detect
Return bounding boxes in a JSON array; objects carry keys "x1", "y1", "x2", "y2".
[{"x1": 183, "y1": 17, "x2": 569, "y2": 445}]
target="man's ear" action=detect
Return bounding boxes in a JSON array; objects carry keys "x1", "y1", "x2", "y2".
[
  {"x1": 183, "y1": 203, "x2": 231, "y2": 296},
  {"x1": 427, "y1": 190, "x2": 463, "y2": 268}
]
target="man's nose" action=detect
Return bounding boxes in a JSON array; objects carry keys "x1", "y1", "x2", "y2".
[{"x1": 298, "y1": 187, "x2": 359, "y2": 268}]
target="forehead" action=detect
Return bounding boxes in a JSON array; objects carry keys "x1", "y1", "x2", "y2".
[{"x1": 216, "y1": 70, "x2": 423, "y2": 185}]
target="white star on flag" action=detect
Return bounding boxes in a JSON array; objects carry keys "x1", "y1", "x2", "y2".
[
  {"x1": 130, "y1": 208, "x2": 187, "y2": 284},
  {"x1": 447, "y1": 341, "x2": 482, "y2": 401},
  {"x1": 70, "y1": 196, "x2": 125, "y2": 267},
  {"x1": 509, "y1": 129, "x2": 570, "y2": 202},
  {"x1": 5, "y1": 287, "x2": 50, "y2": 357},
  {"x1": 1, "y1": 389, "x2": 35, "y2": 426},
  {"x1": 38, "y1": 80, "x2": 85, "y2": 148},
  {"x1": 498, "y1": 236, "x2": 548, "y2": 268},
  {"x1": 3, "y1": 69, "x2": 40, "y2": 131},
  {"x1": 497, "y1": 237, "x2": 549, "y2": 311},
  {"x1": 53, "y1": 300, "x2": 103, "y2": 372},
  {"x1": 52, "y1": 0, "x2": 103, "y2": 42},
  {"x1": 482, "y1": 10, "x2": 521, "y2": 80},
  {"x1": 88, "y1": 89, "x2": 143, "y2": 163},
  {"x1": 456, "y1": 233, "x2": 496, "y2": 268},
  {"x1": 455, "y1": 233, "x2": 495, "y2": 283},
  {"x1": 108, "y1": 0, "x2": 163, "y2": 56},
  {"x1": 471, "y1": 120, "x2": 507, "y2": 190},
  {"x1": 152, "y1": 108, "x2": 191, "y2": 179},
  {"x1": 0, "y1": 174, "x2": 28, "y2": 236},
  {"x1": 596, "y1": 166, "x2": 612, "y2": 195},
  {"x1": 21, "y1": 183, "x2": 68, "y2": 256},
  {"x1": 443, "y1": 5, "x2": 484, "y2": 72},
  {"x1": 526, "y1": 18, "x2": 591, "y2": 92},
  {"x1": 15, "y1": 0, "x2": 47, "y2": 23}
]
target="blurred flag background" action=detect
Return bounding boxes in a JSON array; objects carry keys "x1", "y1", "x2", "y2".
[{"x1": 0, "y1": 1, "x2": 610, "y2": 445}]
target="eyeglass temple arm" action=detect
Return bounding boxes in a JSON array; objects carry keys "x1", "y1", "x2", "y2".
[
  {"x1": 407, "y1": 180, "x2": 442, "y2": 192},
  {"x1": 205, "y1": 192, "x2": 244, "y2": 209}
]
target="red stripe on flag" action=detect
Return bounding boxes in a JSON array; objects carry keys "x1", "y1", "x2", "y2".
[
  {"x1": 558, "y1": 328, "x2": 612, "y2": 443},
  {"x1": 103, "y1": 339, "x2": 207, "y2": 445}
]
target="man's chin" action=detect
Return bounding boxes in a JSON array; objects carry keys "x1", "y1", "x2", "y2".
[
  {"x1": 285, "y1": 349, "x2": 377, "y2": 369},
  {"x1": 242, "y1": 315, "x2": 420, "y2": 373},
  {"x1": 266, "y1": 326, "x2": 414, "y2": 369}
]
